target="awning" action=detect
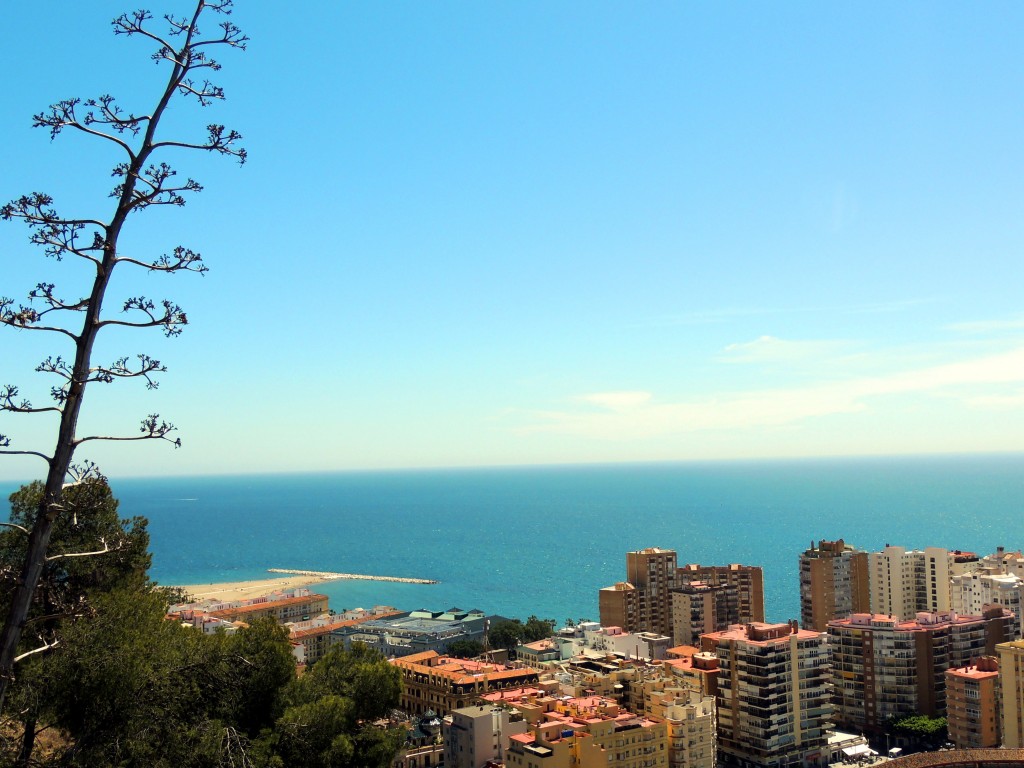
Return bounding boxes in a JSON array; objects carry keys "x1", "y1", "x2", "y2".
[{"x1": 842, "y1": 745, "x2": 877, "y2": 757}]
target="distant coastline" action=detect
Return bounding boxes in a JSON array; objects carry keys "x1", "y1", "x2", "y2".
[{"x1": 8, "y1": 453, "x2": 1023, "y2": 622}]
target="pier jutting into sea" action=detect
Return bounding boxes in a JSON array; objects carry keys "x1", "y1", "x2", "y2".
[{"x1": 267, "y1": 568, "x2": 438, "y2": 585}]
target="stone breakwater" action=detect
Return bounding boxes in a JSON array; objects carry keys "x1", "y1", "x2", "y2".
[{"x1": 267, "y1": 568, "x2": 439, "y2": 585}]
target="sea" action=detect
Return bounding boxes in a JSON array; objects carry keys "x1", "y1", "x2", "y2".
[{"x1": 2, "y1": 453, "x2": 1022, "y2": 625}]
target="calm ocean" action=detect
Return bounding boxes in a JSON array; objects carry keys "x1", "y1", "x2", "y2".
[{"x1": 2, "y1": 454, "x2": 1022, "y2": 625}]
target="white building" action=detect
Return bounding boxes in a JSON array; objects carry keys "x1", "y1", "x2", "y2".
[
  {"x1": 951, "y1": 569, "x2": 1023, "y2": 639},
  {"x1": 869, "y1": 545, "x2": 978, "y2": 619},
  {"x1": 443, "y1": 704, "x2": 528, "y2": 768}
]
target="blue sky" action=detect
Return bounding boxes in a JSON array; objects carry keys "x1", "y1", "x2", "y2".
[{"x1": 2, "y1": 2, "x2": 1024, "y2": 480}]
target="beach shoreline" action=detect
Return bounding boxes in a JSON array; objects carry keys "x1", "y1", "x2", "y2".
[{"x1": 169, "y1": 574, "x2": 331, "y2": 602}]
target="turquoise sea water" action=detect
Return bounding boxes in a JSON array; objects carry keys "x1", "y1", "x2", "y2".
[{"x1": 2, "y1": 454, "x2": 1022, "y2": 624}]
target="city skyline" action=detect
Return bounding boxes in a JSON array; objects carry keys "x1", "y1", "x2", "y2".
[{"x1": 3, "y1": 2, "x2": 1024, "y2": 481}]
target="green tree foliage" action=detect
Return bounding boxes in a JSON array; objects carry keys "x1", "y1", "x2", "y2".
[
  {"x1": 523, "y1": 615, "x2": 556, "y2": 642},
  {"x1": 0, "y1": 481, "x2": 406, "y2": 767},
  {"x1": 264, "y1": 644, "x2": 404, "y2": 768},
  {"x1": 887, "y1": 714, "x2": 948, "y2": 749},
  {"x1": 488, "y1": 616, "x2": 556, "y2": 653},
  {"x1": 0, "y1": 479, "x2": 150, "y2": 615},
  {"x1": 488, "y1": 620, "x2": 526, "y2": 651},
  {"x1": 0, "y1": 477, "x2": 152, "y2": 764},
  {"x1": 446, "y1": 638, "x2": 484, "y2": 658}
]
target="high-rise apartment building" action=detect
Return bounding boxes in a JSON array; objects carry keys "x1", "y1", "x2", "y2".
[
  {"x1": 702, "y1": 622, "x2": 832, "y2": 768},
  {"x1": 798, "y1": 539, "x2": 869, "y2": 631},
  {"x1": 600, "y1": 549, "x2": 764, "y2": 637},
  {"x1": 868, "y1": 546, "x2": 979, "y2": 619},
  {"x1": 951, "y1": 569, "x2": 1023, "y2": 640},
  {"x1": 671, "y1": 581, "x2": 737, "y2": 646},
  {"x1": 600, "y1": 548, "x2": 678, "y2": 637},
  {"x1": 945, "y1": 657, "x2": 1001, "y2": 749},
  {"x1": 998, "y1": 639, "x2": 1024, "y2": 748},
  {"x1": 828, "y1": 608, "x2": 1013, "y2": 733},
  {"x1": 678, "y1": 563, "x2": 765, "y2": 624}
]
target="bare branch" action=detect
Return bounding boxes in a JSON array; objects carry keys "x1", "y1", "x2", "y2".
[
  {"x1": 1, "y1": 193, "x2": 107, "y2": 263},
  {"x1": 65, "y1": 461, "x2": 104, "y2": 486},
  {"x1": 115, "y1": 245, "x2": 208, "y2": 274},
  {"x1": 0, "y1": 446, "x2": 52, "y2": 463},
  {"x1": 32, "y1": 98, "x2": 135, "y2": 157},
  {"x1": 0, "y1": 383, "x2": 62, "y2": 415},
  {"x1": 96, "y1": 297, "x2": 188, "y2": 337},
  {"x1": 153, "y1": 124, "x2": 246, "y2": 164},
  {"x1": 0, "y1": 524, "x2": 29, "y2": 535},
  {"x1": 45, "y1": 539, "x2": 110, "y2": 562},
  {"x1": 13, "y1": 638, "x2": 59, "y2": 664},
  {"x1": 74, "y1": 415, "x2": 181, "y2": 448},
  {"x1": 88, "y1": 354, "x2": 166, "y2": 389}
]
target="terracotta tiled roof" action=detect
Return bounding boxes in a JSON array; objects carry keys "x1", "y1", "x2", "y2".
[{"x1": 888, "y1": 749, "x2": 1024, "y2": 768}]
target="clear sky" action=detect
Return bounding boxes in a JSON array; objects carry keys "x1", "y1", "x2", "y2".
[{"x1": 2, "y1": 2, "x2": 1024, "y2": 481}]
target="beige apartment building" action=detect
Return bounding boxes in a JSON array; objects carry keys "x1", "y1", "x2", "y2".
[
  {"x1": 798, "y1": 539, "x2": 869, "y2": 632},
  {"x1": 496, "y1": 690, "x2": 669, "y2": 768},
  {"x1": 600, "y1": 549, "x2": 764, "y2": 637},
  {"x1": 829, "y1": 608, "x2": 1013, "y2": 733},
  {"x1": 678, "y1": 563, "x2": 765, "y2": 624},
  {"x1": 599, "y1": 548, "x2": 679, "y2": 637},
  {"x1": 658, "y1": 691, "x2": 717, "y2": 768},
  {"x1": 672, "y1": 581, "x2": 737, "y2": 646},
  {"x1": 945, "y1": 657, "x2": 1000, "y2": 749},
  {"x1": 208, "y1": 592, "x2": 329, "y2": 623},
  {"x1": 869, "y1": 546, "x2": 978, "y2": 619},
  {"x1": 702, "y1": 622, "x2": 832, "y2": 768},
  {"x1": 998, "y1": 639, "x2": 1024, "y2": 748}
]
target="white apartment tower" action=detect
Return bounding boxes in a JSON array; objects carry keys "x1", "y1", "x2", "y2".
[
  {"x1": 951, "y1": 569, "x2": 1023, "y2": 640},
  {"x1": 869, "y1": 545, "x2": 978, "y2": 619}
]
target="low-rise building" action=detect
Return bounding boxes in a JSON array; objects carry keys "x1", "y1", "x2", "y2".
[
  {"x1": 444, "y1": 704, "x2": 528, "y2": 768},
  {"x1": 334, "y1": 607, "x2": 488, "y2": 658},
  {"x1": 391, "y1": 651, "x2": 541, "y2": 716},
  {"x1": 945, "y1": 657, "x2": 1001, "y2": 748},
  {"x1": 490, "y1": 690, "x2": 669, "y2": 768},
  {"x1": 206, "y1": 590, "x2": 329, "y2": 623},
  {"x1": 289, "y1": 606, "x2": 401, "y2": 664}
]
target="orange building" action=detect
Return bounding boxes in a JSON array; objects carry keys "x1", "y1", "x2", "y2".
[
  {"x1": 391, "y1": 651, "x2": 541, "y2": 715},
  {"x1": 945, "y1": 657, "x2": 1000, "y2": 748},
  {"x1": 798, "y1": 539, "x2": 870, "y2": 632},
  {"x1": 662, "y1": 645, "x2": 720, "y2": 699},
  {"x1": 677, "y1": 563, "x2": 765, "y2": 624},
  {"x1": 599, "y1": 549, "x2": 764, "y2": 638},
  {"x1": 829, "y1": 608, "x2": 1013, "y2": 733}
]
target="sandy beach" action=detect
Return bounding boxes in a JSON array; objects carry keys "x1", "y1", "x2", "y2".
[{"x1": 171, "y1": 574, "x2": 332, "y2": 602}]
